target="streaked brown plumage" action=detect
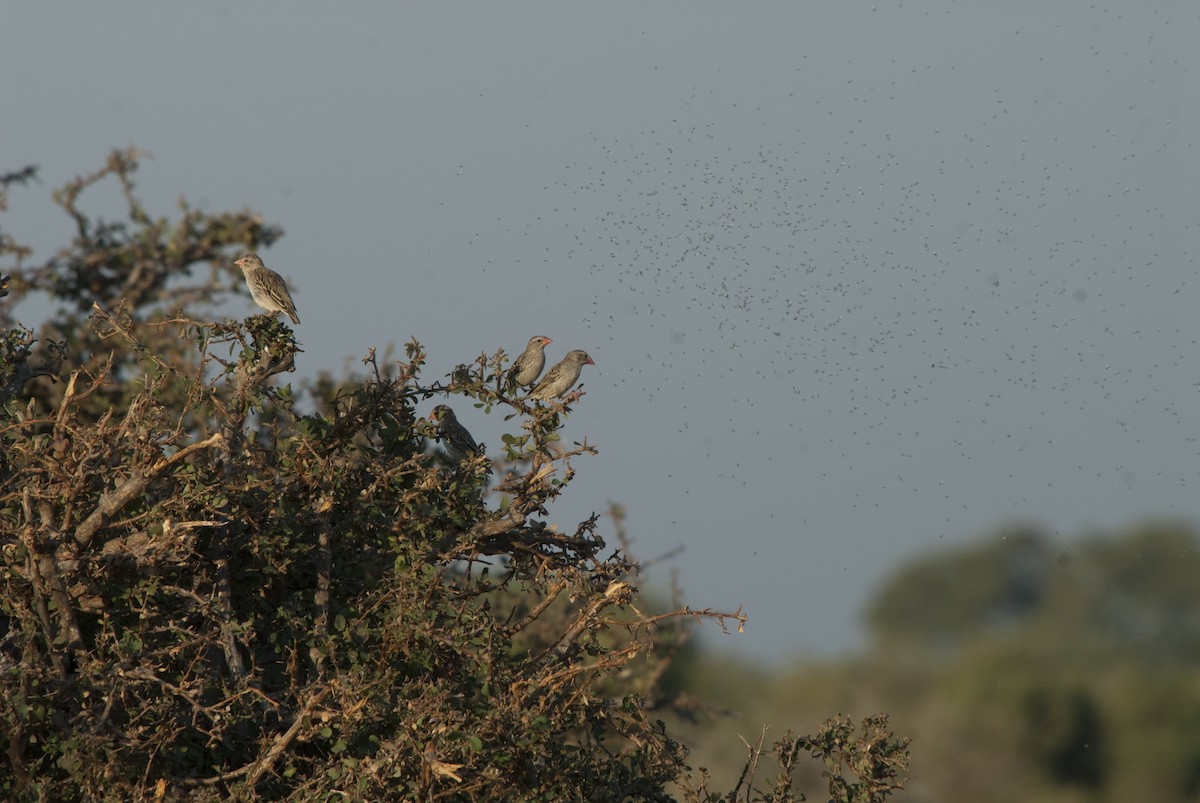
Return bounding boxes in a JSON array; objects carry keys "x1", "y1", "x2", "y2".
[
  {"x1": 430, "y1": 405, "x2": 481, "y2": 463},
  {"x1": 528, "y1": 350, "x2": 594, "y2": 401},
  {"x1": 234, "y1": 253, "x2": 300, "y2": 325},
  {"x1": 506, "y1": 335, "x2": 552, "y2": 390}
]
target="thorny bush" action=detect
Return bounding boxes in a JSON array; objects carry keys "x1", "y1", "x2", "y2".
[{"x1": 0, "y1": 151, "x2": 906, "y2": 801}]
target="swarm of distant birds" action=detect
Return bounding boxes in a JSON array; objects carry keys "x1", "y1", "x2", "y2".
[{"x1": 234, "y1": 253, "x2": 595, "y2": 468}]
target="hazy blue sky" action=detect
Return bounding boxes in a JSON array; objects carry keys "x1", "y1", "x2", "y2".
[{"x1": 4, "y1": 3, "x2": 1198, "y2": 660}]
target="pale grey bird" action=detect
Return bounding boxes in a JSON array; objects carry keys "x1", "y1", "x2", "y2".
[
  {"x1": 506, "y1": 335, "x2": 553, "y2": 391},
  {"x1": 430, "y1": 404, "x2": 481, "y2": 463},
  {"x1": 529, "y1": 350, "x2": 594, "y2": 401},
  {"x1": 234, "y1": 253, "x2": 300, "y2": 325}
]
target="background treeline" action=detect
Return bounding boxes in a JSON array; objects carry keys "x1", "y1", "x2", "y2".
[{"x1": 670, "y1": 520, "x2": 1200, "y2": 803}]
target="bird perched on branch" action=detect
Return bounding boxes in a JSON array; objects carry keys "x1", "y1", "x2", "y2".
[
  {"x1": 234, "y1": 253, "x2": 300, "y2": 325},
  {"x1": 430, "y1": 405, "x2": 482, "y2": 463},
  {"x1": 529, "y1": 350, "x2": 594, "y2": 401},
  {"x1": 506, "y1": 335, "x2": 552, "y2": 391}
]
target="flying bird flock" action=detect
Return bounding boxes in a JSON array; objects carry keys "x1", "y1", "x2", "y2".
[{"x1": 233, "y1": 254, "x2": 594, "y2": 471}]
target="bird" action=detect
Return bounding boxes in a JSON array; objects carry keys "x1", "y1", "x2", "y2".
[
  {"x1": 528, "y1": 350, "x2": 594, "y2": 401},
  {"x1": 234, "y1": 253, "x2": 300, "y2": 325},
  {"x1": 430, "y1": 405, "x2": 482, "y2": 463},
  {"x1": 506, "y1": 335, "x2": 553, "y2": 391}
]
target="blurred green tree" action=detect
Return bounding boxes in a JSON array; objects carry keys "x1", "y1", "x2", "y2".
[
  {"x1": 864, "y1": 520, "x2": 1200, "y2": 802},
  {"x1": 865, "y1": 525, "x2": 1050, "y2": 652},
  {"x1": 866, "y1": 520, "x2": 1200, "y2": 661}
]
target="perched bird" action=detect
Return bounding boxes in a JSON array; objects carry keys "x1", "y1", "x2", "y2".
[
  {"x1": 0, "y1": 275, "x2": 9, "y2": 298},
  {"x1": 430, "y1": 404, "x2": 482, "y2": 463},
  {"x1": 506, "y1": 335, "x2": 553, "y2": 391},
  {"x1": 529, "y1": 350, "x2": 595, "y2": 401},
  {"x1": 234, "y1": 253, "x2": 300, "y2": 325}
]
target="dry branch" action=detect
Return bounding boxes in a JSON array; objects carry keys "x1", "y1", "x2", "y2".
[{"x1": 73, "y1": 432, "x2": 224, "y2": 549}]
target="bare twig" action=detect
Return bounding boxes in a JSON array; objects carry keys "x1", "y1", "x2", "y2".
[{"x1": 243, "y1": 687, "x2": 331, "y2": 790}]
